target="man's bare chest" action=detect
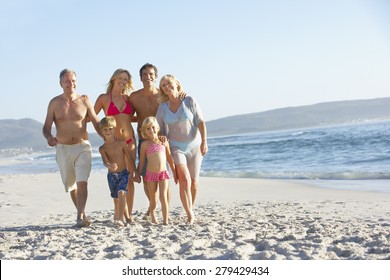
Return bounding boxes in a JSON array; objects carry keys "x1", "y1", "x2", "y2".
[{"x1": 55, "y1": 102, "x2": 87, "y2": 121}]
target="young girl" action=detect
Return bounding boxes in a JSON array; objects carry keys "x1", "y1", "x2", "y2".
[
  {"x1": 138, "y1": 116, "x2": 177, "y2": 225},
  {"x1": 99, "y1": 116, "x2": 140, "y2": 227}
]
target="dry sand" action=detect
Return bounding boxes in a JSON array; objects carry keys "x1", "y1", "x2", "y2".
[{"x1": 1, "y1": 173, "x2": 390, "y2": 260}]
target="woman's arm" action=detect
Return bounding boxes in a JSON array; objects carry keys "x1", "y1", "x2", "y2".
[{"x1": 198, "y1": 120, "x2": 208, "y2": 156}]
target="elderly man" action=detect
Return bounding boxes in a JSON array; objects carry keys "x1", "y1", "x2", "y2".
[{"x1": 43, "y1": 69, "x2": 101, "y2": 227}]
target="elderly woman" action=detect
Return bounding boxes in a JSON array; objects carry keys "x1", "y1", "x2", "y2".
[{"x1": 156, "y1": 74, "x2": 208, "y2": 224}]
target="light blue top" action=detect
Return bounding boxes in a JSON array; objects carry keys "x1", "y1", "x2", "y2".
[{"x1": 156, "y1": 96, "x2": 204, "y2": 153}]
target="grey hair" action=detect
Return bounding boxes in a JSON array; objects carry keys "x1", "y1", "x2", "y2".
[{"x1": 59, "y1": 69, "x2": 77, "y2": 81}]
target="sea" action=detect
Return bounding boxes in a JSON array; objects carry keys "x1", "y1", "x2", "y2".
[{"x1": 1, "y1": 120, "x2": 390, "y2": 193}]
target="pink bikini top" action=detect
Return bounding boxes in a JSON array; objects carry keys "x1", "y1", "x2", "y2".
[
  {"x1": 107, "y1": 93, "x2": 133, "y2": 116},
  {"x1": 146, "y1": 143, "x2": 165, "y2": 155}
]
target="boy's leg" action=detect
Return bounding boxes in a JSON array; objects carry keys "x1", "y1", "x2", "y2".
[
  {"x1": 118, "y1": 191, "x2": 126, "y2": 221},
  {"x1": 113, "y1": 198, "x2": 119, "y2": 221}
]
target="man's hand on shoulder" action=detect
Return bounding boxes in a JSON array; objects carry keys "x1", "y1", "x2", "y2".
[{"x1": 179, "y1": 91, "x2": 187, "y2": 100}]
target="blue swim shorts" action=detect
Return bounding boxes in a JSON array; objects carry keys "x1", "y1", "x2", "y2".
[{"x1": 107, "y1": 169, "x2": 129, "y2": 198}]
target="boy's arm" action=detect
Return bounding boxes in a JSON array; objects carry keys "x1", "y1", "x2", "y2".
[{"x1": 99, "y1": 146, "x2": 117, "y2": 172}]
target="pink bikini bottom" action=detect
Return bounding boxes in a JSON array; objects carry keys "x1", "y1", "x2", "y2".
[{"x1": 144, "y1": 170, "x2": 170, "y2": 182}]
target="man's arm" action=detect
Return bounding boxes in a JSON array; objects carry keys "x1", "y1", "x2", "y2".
[
  {"x1": 128, "y1": 93, "x2": 138, "y2": 123},
  {"x1": 42, "y1": 100, "x2": 58, "y2": 147},
  {"x1": 83, "y1": 96, "x2": 103, "y2": 138}
]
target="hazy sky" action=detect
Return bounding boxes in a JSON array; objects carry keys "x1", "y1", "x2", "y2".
[{"x1": 1, "y1": 0, "x2": 389, "y2": 123}]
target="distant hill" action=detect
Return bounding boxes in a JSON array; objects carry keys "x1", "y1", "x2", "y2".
[
  {"x1": 1, "y1": 97, "x2": 389, "y2": 152},
  {"x1": 207, "y1": 97, "x2": 390, "y2": 136},
  {"x1": 0, "y1": 118, "x2": 47, "y2": 151}
]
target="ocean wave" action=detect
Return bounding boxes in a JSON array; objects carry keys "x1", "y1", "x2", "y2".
[{"x1": 200, "y1": 170, "x2": 390, "y2": 180}]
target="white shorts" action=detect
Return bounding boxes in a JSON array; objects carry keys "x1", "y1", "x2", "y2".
[
  {"x1": 171, "y1": 145, "x2": 203, "y2": 181},
  {"x1": 56, "y1": 140, "x2": 92, "y2": 192}
]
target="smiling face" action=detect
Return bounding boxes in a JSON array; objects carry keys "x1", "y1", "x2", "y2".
[
  {"x1": 60, "y1": 72, "x2": 77, "y2": 94},
  {"x1": 160, "y1": 76, "x2": 178, "y2": 97},
  {"x1": 141, "y1": 117, "x2": 160, "y2": 140},
  {"x1": 101, "y1": 126, "x2": 115, "y2": 140},
  {"x1": 113, "y1": 72, "x2": 130, "y2": 92},
  {"x1": 107, "y1": 69, "x2": 133, "y2": 94},
  {"x1": 145, "y1": 124, "x2": 159, "y2": 140},
  {"x1": 141, "y1": 67, "x2": 157, "y2": 87}
]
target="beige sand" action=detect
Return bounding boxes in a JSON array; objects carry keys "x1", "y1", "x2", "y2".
[{"x1": 0, "y1": 173, "x2": 389, "y2": 260}]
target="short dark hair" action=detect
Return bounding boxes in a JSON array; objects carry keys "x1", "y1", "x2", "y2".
[{"x1": 139, "y1": 63, "x2": 158, "y2": 78}]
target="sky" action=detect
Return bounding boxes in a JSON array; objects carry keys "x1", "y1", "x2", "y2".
[{"x1": 1, "y1": 0, "x2": 389, "y2": 124}]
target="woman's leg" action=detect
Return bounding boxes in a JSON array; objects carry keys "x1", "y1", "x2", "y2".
[
  {"x1": 176, "y1": 164, "x2": 194, "y2": 224},
  {"x1": 125, "y1": 141, "x2": 136, "y2": 221}
]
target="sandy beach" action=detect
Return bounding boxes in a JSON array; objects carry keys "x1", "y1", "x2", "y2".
[{"x1": 1, "y1": 172, "x2": 389, "y2": 261}]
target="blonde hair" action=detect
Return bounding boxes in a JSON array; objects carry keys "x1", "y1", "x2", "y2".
[
  {"x1": 99, "y1": 116, "x2": 117, "y2": 130},
  {"x1": 140, "y1": 116, "x2": 160, "y2": 139},
  {"x1": 106, "y1": 69, "x2": 134, "y2": 95},
  {"x1": 158, "y1": 74, "x2": 183, "y2": 104}
]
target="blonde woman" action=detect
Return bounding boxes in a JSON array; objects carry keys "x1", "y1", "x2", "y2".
[
  {"x1": 94, "y1": 69, "x2": 137, "y2": 222},
  {"x1": 156, "y1": 75, "x2": 208, "y2": 224}
]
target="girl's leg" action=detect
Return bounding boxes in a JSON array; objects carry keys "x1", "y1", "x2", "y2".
[
  {"x1": 175, "y1": 164, "x2": 194, "y2": 224},
  {"x1": 159, "y1": 179, "x2": 169, "y2": 225},
  {"x1": 147, "y1": 181, "x2": 159, "y2": 224}
]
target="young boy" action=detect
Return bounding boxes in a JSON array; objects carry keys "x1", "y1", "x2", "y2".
[{"x1": 99, "y1": 116, "x2": 140, "y2": 226}]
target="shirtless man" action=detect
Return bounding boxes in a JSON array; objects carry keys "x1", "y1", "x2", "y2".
[
  {"x1": 43, "y1": 69, "x2": 101, "y2": 227},
  {"x1": 129, "y1": 63, "x2": 161, "y2": 218},
  {"x1": 130, "y1": 63, "x2": 184, "y2": 219}
]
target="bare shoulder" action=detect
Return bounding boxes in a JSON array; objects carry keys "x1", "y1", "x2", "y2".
[
  {"x1": 95, "y1": 93, "x2": 109, "y2": 101},
  {"x1": 99, "y1": 144, "x2": 106, "y2": 153},
  {"x1": 140, "y1": 139, "x2": 150, "y2": 148},
  {"x1": 79, "y1": 94, "x2": 94, "y2": 107},
  {"x1": 129, "y1": 89, "x2": 143, "y2": 101},
  {"x1": 80, "y1": 94, "x2": 90, "y2": 101},
  {"x1": 48, "y1": 94, "x2": 65, "y2": 108},
  {"x1": 50, "y1": 94, "x2": 63, "y2": 103}
]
